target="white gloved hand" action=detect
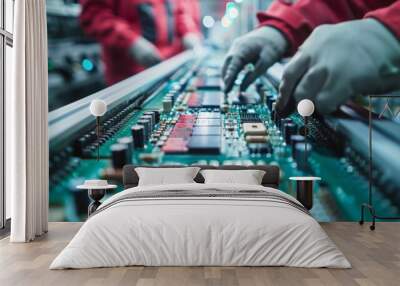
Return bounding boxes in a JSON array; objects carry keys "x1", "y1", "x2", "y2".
[
  {"x1": 183, "y1": 33, "x2": 202, "y2": 50},
  {"x1": 276, "y1": 19, "x2": 400, "y2": 117},
  {"x1": 129, "y1": 37, "x2": 162, "y2": 67},
  {"x1": 222, "y1": 26, "x2": 288, "y2": 93}
]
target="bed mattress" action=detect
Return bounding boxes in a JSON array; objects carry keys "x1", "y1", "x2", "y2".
[{"x1": 50, "y1": 183, "x2": 350, "y2": 269}]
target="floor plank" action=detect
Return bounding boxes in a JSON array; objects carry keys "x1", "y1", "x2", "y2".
[{"x1": 0, "y1": 222, "x2": 399, "y2": 286}]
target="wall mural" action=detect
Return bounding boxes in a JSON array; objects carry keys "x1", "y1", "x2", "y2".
[{"x1": 47, "y1": 1, "x2": 400, "y2": 222}]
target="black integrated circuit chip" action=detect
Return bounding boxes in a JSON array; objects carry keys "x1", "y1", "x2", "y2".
[
  {"x1": 201, "y1": 92, "x2": 223, "y2": 108},
  {"x1": 197, "y1": 112, "x2": 221, "y2": 119},
  {"x1": 195, "y1": 118, "x2": 221, "y2": 126},
  {"x1": 188, "y1": 136, "x2": 221, "y2": 154},
  {"x1": 192, "y1": 126, "x2": 221, "y2": 136}
]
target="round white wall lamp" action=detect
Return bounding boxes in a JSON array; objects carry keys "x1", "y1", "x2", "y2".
[
  {"x1": 297, "y1": 99, "x2": 315, "y2": 171},
  {"x1": 89, "y1": 99, "x2": 108, "y2": 161},
  {"x1": 297, "y1": 99, "x2": 315, "y2": 117},
  {"x1": 90, "y1": 99, "x2": 107, "y2": 117}
]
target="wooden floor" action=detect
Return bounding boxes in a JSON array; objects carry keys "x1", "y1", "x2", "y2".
[{"x1": 0, "y1": 222, "x2": 399, "y2": 286}]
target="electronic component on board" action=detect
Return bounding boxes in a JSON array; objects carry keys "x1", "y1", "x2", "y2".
[
  {"x1": 245, "y1": 135, "x2": 268, "y2": 143},
  {"x1": 266, "y1": 95, "x2": 275, "y2": 111},
  {"x1": 188, "y1": 135, "x2": 221, "y2": 154},
  {"x1": 279, "y1": 118, "x2": 292, "y2": 131},
  {"x1": 192, "y1": 126, "x2": 221, "y2": 136},
  {"x1": 162, "y1": 138, "x2": 188, "y2": 153},
  {"x1": 271, "y1": 102, "x2": 277, "y2": 122},
  {"x1": 141, "y1": 115, "x2": 154, "y2": 132},
  {"x1": 187, "y1": 92, "x2": 201, "y2": 108},
  {"x1": 187, "y1": 91, "x2": 223, "y2": 108},
  {"x1": 228, "y1": 92, "x2": 259, "y2": 105},
  {"x1": 226, "y1": 123, "x2": 236, "y2": 132},
  {"x1": 143, "y1": 111, "x2": 156, "y2": 126},
  {"x1": 239, "y1": 92, "x2": 258, "y2": 105},
  {"x1": 139, "y1": 152, "x2": 161, "y2": 163},
  {"x1": 161, "y1": 114, "x2": 197, "y2": 154},
  {"x1": 117, "y1": 137, "x2": 133, "y2": 159},
  {"x1": 196, "y1": 76, "x2": 222, "y2": 89},
  {"x1": 163, "y1": 99, "x2": 173, "y2": 113},
  {"x1": 290, "y1": 135, "x2": 305, "y2": 158},
  {"x1": 248, "y1": 143, "x2": 272, "y2": 154},
  {"x1": 197, "y1": 112, "x2": 221, "y2": 119},
  {"x1": 169, "y1": 127, "x2": 192, "y2": 138},
  {"x1": 202, "y1": 92, "x2": 222, "y2": 108},
  {"x1": 284, "y1": 122, "x2": 298, "y2": 144},
  {"x1": 195, "y1": 118, "x2": 221, "y2": 126},
  {"x1": 294, "y1": 143, "x2": 313, "y2": 170},
  {"x1": 178, "y1": 114, "x2": 196, "y2": 124},
  {"x1": 137, "y1": 119, "x2": 151, "y2": 141},
  {"x1": 259, "y1": 89, "x2": 267, "y2": 104},
  {"x1": 242, "y1": 123, "x2": 267, "y2": 136},
  {"x1": 176, "y1": 105, "x2": 186, "y2": 112},
  {"x1": 165, "y1": 93, "x2": 175, "y2": 104},
  {"x1": 131, "y1": 125, "x2": 145, "y2": 148},
  {"x1": 240, "y1": 112, "x2": 262, "y2": 123},
  {"x1": 151, "y1": 110, "x2": 161, "y2": 123},
  {"x1": 110, "y1": 143, "x2": 129, "y2": 169},
  {"x1": 220, "y1": 103, "x2": 229, "y2": 113}
]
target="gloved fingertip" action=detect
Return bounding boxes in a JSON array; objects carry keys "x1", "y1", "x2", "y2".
[
  {"x1": 315, "y1": 100, "x2": 337, "y2": 115},
  {"x1": 275, "y1": 105, "x2": 288, "y2": 118},
  {"x1": 240, "y1": 76, "x2": 254, "y2": 92},
  {"x1": 224, "y1": 84, "x2": 233, "y2": 94},
  {"x1": 275, "y1": 107, "x2": 292, "y2": 118},
  {"x1": 275, "y1": 96, "x2": 296, "y2": 118},
  {"x1": 239, "y1": 82, "x2": 250, "y2": 92},
  {"x1": 223, "y1": 77, "x2": 234, "y2": 93}
]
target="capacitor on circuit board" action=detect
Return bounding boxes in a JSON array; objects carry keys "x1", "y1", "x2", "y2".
[
  {"x1": 143, "y1": 111, "x2": 156, "y2": 126},
  {"x1": 294, "y1": 143, "x2": 313, "y2": 171},
  {"x1": 147, "y1": 110, "x2": 160, "y2": 124},
  {"x1": 137, "y1": 119, "x2": 151, "y2": 141},
  {"x1": 131, "y1": 125, "x2": 145, "y2": 148},
  {"x1": 110, "y1": 143, "x2": 129, "y2": 169},
  {"x1": 279, "y1": 118, "x2": 291, "y2": 132},
  {"x1": 141, "y1": 115, "x2": 154, "y2": 132},
  {"x1": 266, "y1": 95, "x2": 275, "y2": 111},
  {"x1": 284, "y1": 123, "x2": 298, "y2": 144},
  {"x1": 117, "y1": 137, "x2": 134, "y2": 160},
  {"x1": 290, "y1": 135, "x2": 305, "y2": 159},
  {"x1": 163, "y1": 99, "x2": 173, "y2": 113}
]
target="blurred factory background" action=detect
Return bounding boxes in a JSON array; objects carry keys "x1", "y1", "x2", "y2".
[{"x1": 47, "y1": 0, "x2": 272, "y2": 111}]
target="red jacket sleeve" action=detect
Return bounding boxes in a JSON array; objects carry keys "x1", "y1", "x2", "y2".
[
  {"x1": 79, "y1": 0, "x2": 140, "y2": 50},
  {"x1": 175, "y1": 0, "x2": 201, "y2": 36},
  {"x1": 257, "y1": 0, "x2": 398, "y2": 55},
  {"x1": 365, "y1": 1, "x2": 400, "y2": 40}
]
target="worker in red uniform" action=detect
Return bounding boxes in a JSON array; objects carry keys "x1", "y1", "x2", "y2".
[
  {"x1": 80, "y1": 0, "x2": 202, "y2": 85},
  {"x1": 222, "y1": 0, "x2": 400, "y2": 116},
  {"x1": 186, "y1": 0, "x2": 201, "y2": 32},
  {"x1": 180, "y1": 0, "x2": 202, "y2": 50}
]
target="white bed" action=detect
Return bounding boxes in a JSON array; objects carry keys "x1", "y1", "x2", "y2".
[{"x1": 50, "y1": 183, "x2": 350, "y2": 269}]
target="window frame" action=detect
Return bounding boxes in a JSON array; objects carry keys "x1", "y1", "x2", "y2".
[{"x1": 0, "y1": 0, "x2": 13, "y2": 233}]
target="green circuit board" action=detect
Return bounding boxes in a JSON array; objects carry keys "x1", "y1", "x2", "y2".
[{"x1": 49, "y1": 57, "x2": 400, "y2": 222}]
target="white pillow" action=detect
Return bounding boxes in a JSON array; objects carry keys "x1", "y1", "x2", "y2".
[
  {"x1": 200, "y1": 169, "x2": 266, "y2": 185},
  {"x1": 135, "y1": 167, "x2": 200, "y2": 186}
]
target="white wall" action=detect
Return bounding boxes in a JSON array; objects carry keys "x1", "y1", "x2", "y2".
[
  {"x1": 4, "y1": 0, "x2": 14, "y2": 220},
  {"x1": 5, "y1": 0, "x2": 13, "y2": 33},
  {"x1": 5, "y1": 44, "x2": 12, "y2": 220}
]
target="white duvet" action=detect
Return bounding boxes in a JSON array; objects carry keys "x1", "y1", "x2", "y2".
[{"x1": 50, "y1": 183, "x2": 351, "y2": 269}]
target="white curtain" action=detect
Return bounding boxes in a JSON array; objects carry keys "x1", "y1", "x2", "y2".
[{"x1": 9, "y1": 0, "x2": 49, "y2": 242}]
